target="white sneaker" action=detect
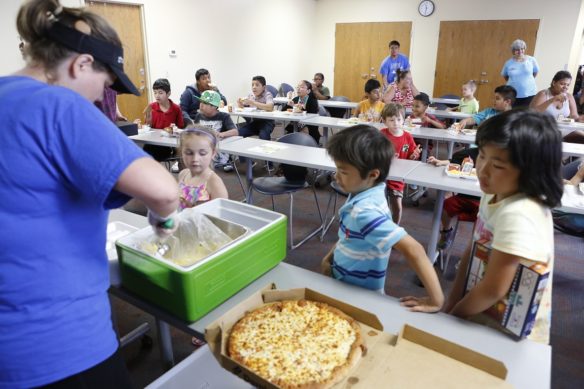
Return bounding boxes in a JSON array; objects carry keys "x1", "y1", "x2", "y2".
[
  {"x1": 171, "y1": 162, "x2": 179, "y2": 172},
  {"x1": 223, "y1": 164, "x2": 234, "y2": 172}
]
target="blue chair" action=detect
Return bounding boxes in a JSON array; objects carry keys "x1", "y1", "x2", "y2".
[
  {"x1": 266, "y1": 84, "x2": 278, "y2": 99},
  {"x1": 250, "y1": 133, "x2": 323, "y2": 249},
  {"x1": 328, "y1": 96, "x2": 351, "y2": 118},
  {"x1": 279, "y1": 83, "x2": 294, "y2": 97}
]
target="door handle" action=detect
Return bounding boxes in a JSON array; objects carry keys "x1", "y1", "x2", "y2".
[
  {"x1": 361, "y1": 73, "x2": 369, "y2": 79},
  {"x1": 370, "y1": 74, "x2": 377, "y2": 79}
]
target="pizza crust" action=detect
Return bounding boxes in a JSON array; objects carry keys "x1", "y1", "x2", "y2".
[{"x1": 228, "y1": 300, "x2": 364, "y2": 389}]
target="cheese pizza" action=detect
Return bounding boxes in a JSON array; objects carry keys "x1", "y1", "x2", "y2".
[{"x1": 228, "y1": 299, "x2": 364, "y2": 389}]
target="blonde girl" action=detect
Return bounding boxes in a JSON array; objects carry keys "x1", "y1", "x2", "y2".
[{"x1": 178, "y1": 127, "x2": 228, "y2": 209}]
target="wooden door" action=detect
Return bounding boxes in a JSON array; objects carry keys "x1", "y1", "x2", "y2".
[
  {"x1": 434, "y1": 20, "x2": 539, "y2": 107},
  {"x1": 334, "y1": 22, "x2": 411, "y2": 102},
  {"x1": 87, "y1": 1, "x2": 149, "y2": 122}
]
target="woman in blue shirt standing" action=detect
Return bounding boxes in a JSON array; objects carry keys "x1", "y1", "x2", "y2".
[
  {"x1": 501, "y1": 39, "x2": 539, "y2": 107},
  {"x1": 0, "y1": 1, "x2": 179, "y2": 388}
]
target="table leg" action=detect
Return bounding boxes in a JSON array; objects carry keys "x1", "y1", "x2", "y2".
[
  {"x1": 426, "y1": 189, "x2": 445, "y2": 264},
  {"x1": 421, "y1": 139, "x2": 429, "y2": 162},
  {"x1": 447, "y1": 141, "x2": 454, "y2": 159},
  {"x1": 245, "y1": 158, "x2": 254, "y2": 204},
  {"x1": 155, "y1": 319, "x2": 175, "y2": 369}
]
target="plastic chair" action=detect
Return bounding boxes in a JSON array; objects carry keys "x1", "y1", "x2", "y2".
[
  {"x1": 330, "y1": 95, "x2": 350, "y2": 102},
  {"x1": 320, "y1": 180, "x2": 348, "y2": 241},
  {"x1": 250, "y1": 133, "x2": 323, "y2": 249},
  {"x1": 279, "y1": 83, "x2": 294, "y2": 97},
  {"x1": 266, "y1": 84, "x2": 278, "y2": 99},
  {"x1": 438, "y1": 215, "x2": 476, "y2": 273}
]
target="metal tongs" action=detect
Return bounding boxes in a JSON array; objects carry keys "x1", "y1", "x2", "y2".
[{"x1": 155, "y1": 218, "x2": 177, "y2": 257}]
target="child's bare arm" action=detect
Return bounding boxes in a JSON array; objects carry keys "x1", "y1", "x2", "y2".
[
  {"x1": 426, "y1": 156, "x2": 449, "y2": 166},
  {"x1": 450, "y1": 249, "x2": 520, "y2": 317},
  {"x1": 395, "y1": 235, "x2": 444, "y2": 312},
  {"x1": 217, "y1": 129, "x2": 239, "y2": 138},
  {"x1": 568, "y1": 163, "x2": 584, "y2": 185}
]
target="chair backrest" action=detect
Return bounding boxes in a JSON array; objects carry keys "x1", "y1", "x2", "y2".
[
  {"x1": 266, "y1": 84, "x2": 278, "y2": 98},
  {"x1": 279, "y1": 83, "x2": 294, "y2": 97},
  {"x1": 318, "y1": 104, "x2": 330, "y2": 117},
  {"x1": 330, "y1": 95, "x2": 350, "y2": 102},
  {"x1": 277, "y1": 133, "x2": 318, "y2": 183}
]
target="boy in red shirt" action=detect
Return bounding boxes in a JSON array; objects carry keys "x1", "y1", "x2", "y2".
[
  {"x1": 140, "y1": 78, "x2": 185, "y2": 161},
  {"x1": 380, "y1": 103, "x2": 421, "y2": 224}
]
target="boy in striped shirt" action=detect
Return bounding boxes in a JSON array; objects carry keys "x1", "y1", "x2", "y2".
[{"x1": 321, "y1": 125, "x2": 444, "y2": 312}]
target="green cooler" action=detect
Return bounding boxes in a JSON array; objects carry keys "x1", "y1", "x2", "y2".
[{"x1": 116, "y1": 199, "x2": 287, "y2": 321}]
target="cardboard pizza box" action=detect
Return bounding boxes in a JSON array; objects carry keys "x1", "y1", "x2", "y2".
[{"x1": 205, "y1": 285, "x2": 511, "y2": 389}]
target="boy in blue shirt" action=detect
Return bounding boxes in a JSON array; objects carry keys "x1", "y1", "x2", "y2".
[
  {"x1": 321, "y1": 125, "x2": 444, "y2": 312},
  {"x1": 458, "y1": 85, "x2": 516, "y2": 128}
]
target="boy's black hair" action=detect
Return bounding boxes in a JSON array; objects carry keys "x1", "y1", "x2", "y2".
[
  {"x1": 195, "y1": 68, "x2": 209, "y2": 81},
  {"x1": 494, "y1": 85, "x2": 517, "y2": 105},
  {"x1": 475, "y1": 110, "x2": 563, "y2": 207},
  {"x1": 364, "y1": 79, "x2": 381, "y2": 94},
  {"x1": 314, "y1": 72, "x2": 325, "y2": 80},
  {"x1": 389, "y1": 40, "x2": 400, "y2": 48},
  {"x1": 326, "y1": 125, "x2": 394, "y2": 184},
  {"x1": 252, "y1": 75, "x2": 266, "y2": 86},
  {"x1": 152, "y1": 78, "x2": 171, "y2": 93},
  {"x1": 413, "y1": 92, "x2": 430, "y2": 106}
]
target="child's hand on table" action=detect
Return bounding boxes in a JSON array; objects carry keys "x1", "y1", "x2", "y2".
[
  {"x1": 399, "y1": 295, "x2": 442, "y2": 313},
  {"x1": 427, "y1": 156, "x2": 449, "y2": 166}
]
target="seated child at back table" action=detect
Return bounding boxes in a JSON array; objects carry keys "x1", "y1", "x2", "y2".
[
  {"x1": 447, "y1": 80, "x2": 479, "y2": 114},
  {"x1": 320, "y1": 125, "x2": 444, "y2": 312},
  {"x1": 354, "y1": 79, "x2": 385, "y2": 122},
  {"x1": 408, "y1": 92, "x2": 446, "y2": 129},
  {"x1": 456, "y1": 85, "x2": 516, "y2": 129}
]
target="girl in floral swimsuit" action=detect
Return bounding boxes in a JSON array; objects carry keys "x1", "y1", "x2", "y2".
[{"x1": 178, "y1": 127, "x2": 228, "y2": 209}]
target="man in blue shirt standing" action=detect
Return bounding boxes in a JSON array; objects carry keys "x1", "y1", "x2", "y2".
[{"x1": 379, "y1": 40, "x2": 410, "y2": 92}]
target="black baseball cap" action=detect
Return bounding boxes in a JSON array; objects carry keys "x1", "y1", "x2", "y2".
[{"x1": 46, "y1": 21, "x2": 140, "y2": 96}]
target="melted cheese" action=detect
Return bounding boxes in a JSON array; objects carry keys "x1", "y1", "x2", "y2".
[{"x1": 229, "y1": 300, "x2": 358, "y2": 386}]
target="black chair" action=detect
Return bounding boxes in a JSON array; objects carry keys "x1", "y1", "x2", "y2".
[
  {"x1": 320, "y1": 180, "x2": 348, "y2": 241},
  {"x1": 250, "y1": 133, "x2": 323, "y2": 249}
]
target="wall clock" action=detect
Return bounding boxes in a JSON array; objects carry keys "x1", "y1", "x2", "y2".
[{"x1": 418, "y1": 0, "x2": 435, "y2": 17}]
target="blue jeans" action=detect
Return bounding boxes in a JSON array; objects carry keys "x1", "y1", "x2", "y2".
[{"x1": 238, "y1": 119, "x2": 275, "y2": 140}]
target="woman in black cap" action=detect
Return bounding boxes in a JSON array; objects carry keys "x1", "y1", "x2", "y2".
[{"x1": 0, "y1": 1, "x2": 179, "y2": 387}]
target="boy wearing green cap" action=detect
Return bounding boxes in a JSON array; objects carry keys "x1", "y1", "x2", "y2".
[{"x1": 193, "y1": 90, "x2": 238, "y2": 171}]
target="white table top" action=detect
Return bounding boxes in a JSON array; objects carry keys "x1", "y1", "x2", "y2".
[
  {"x1": 273, "y1": 96, "x2": 359, "y2": 110},
  {"x1": 130, "y1": 130, "x2": 179, "y2": 147},
  {"x1": 561, "y1": 141, "x2": 584, "y2": 158},
  {"x1": 220, "y1": 107, "x2": 318, "y2": 122},
  {"x1": 218, "y1": 137, "x2": 420, "y2": 181},
  {"x1": 404, "y1": 163, "x2": 482, "y2": 196},
  {"x1": 405, "y1": 108, "x2": 473, "y2": 120},
  {"x1": 431, "y1": 97, "x2": 460, "y2": 105}
]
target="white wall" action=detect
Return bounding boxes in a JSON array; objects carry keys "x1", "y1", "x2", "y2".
[
  {"x1": 136, "y1": 0, "x2": 317, "y2": 102},
  {"x1": 3, "y1": 0, "x2": 584, "y2": 100},
  {"x1": 313, "y1": 0, "x2": 584, "y2": 96}
]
